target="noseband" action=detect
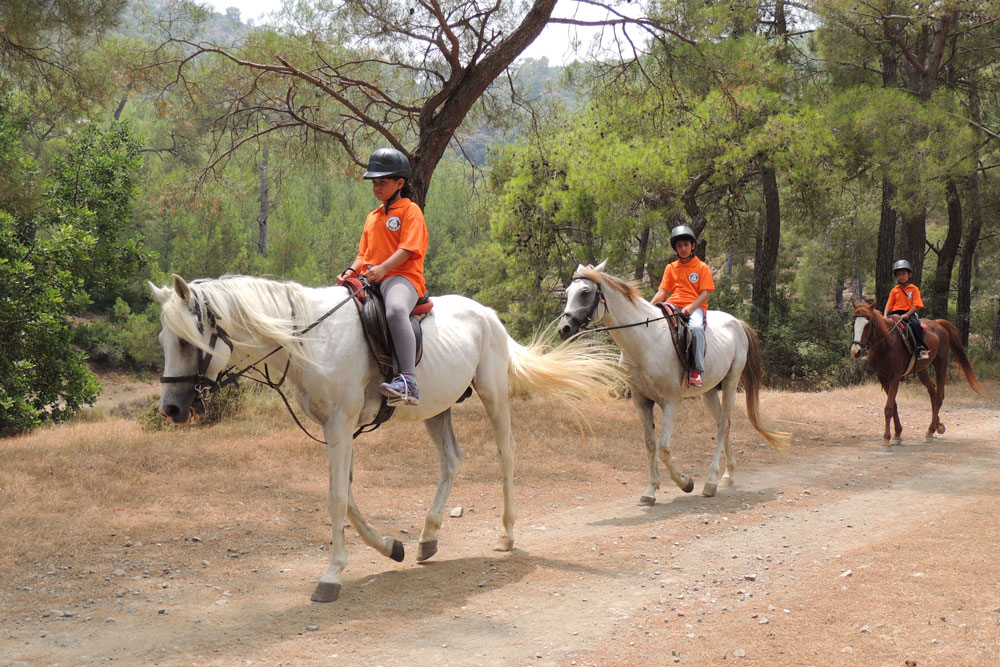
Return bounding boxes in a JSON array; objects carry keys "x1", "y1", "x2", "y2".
[{"x1": 159, "y1": 291, "x2": 234, "y2": 402}]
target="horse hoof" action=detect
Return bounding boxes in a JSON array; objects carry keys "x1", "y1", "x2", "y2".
[
  {"x1": 416, "y1": 540, "x2": 437, "y2": 562},
  {"x1": 937, "y1": 424, "x2": 945, "y2": 434},
  {"x1": 493, "y1": 536, "x2": 514, "y2": 552},
  {"x1": 681, "y1": 478, "x2": 695, "y2": 494},
  {"x1": 889, "y1": 438, "x2": 902, "y2": 446},
  {"x1": 639, "y1": 494, "x2": 656, "y2": 506},
  {"x1": 702, "y1": 483, "x2": 717, "y2": 497},
  {"x1": 310, "y1": 582, "x2": 341, "y2": 603},
  {"x1": 390, "y1": 539, "x2": 405, "y2": 562},
  {"x1": 925, "y1": 433, "x2": 934, "y2": 442}
]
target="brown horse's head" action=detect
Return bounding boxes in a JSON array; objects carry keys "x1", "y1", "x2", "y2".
[{"x1": 849, "y1": 299, "x2": 888, "y2": 360}]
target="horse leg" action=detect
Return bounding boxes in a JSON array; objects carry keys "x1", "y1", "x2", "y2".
[
  {"x1": 701, "y1": 385, "x2": 736, "y2": 496},
  {"x1": 884, "y1": 378, "x2": 902, "y2": 445},
  {"x1": 416, "y1": 409, "x2": 465, "y2": 561},
  {"x1": 475, "y1": 375, "x2": 518, "y2": 552},
  {"x1": 931, "y1": 353, "x2": 948, "y2": 437},
  {"x1": 312, "y1": 415, "x2": 355, "y2": 603},
  {"x1": 916, "y1": 369, "x2": 940, "y2": 441},
  {"x1": 656, "y1": 399, "x2": 695, "y2": 494},
  {"x1": 343, "y1": 488, "x2": 405, "y2": 563},
  {"x1": 631, "y1": 391, "x2": 660, "y2": 505}
]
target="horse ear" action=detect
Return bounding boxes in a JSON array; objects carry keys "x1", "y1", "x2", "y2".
[
  {"x1": 594, "y1": 259, "x2": 608, "y2": 273},
  {"x1": 575, "y1": 263, "x2": 587, "y2": 274},
  {"x1": 172, "y1": 274, "x2": 192, "y2": 304},
  {"x1": 148, "y1": 281, "x2": 172, "y2": 305},
  {"x1": 850, "y1": 298, "x2": 859, "y2": 309}
]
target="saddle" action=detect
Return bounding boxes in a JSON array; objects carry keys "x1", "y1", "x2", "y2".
[
  {"x1": 888, "y1": 315, "x2": 927, "y2": 354},
  {"x1": 344, "y1": 276, "x2": 433, "y2": 378},
  {"x1": 343, "y1": 275, "x2": 434, "y2": 434},
  {"x1": 655, "y1": 303, "x2": 696, "y2": 384},
  {"x1": 888, "y1": 314, "x2": 928, "y2": 376}
]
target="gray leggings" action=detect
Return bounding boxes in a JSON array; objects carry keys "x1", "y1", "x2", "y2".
[{"x1": 381, "y1": 275, "x2": 419, "y2": 376}]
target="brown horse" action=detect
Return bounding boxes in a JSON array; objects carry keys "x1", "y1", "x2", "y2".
[{"x1": 849, "y1": 299, "x2": 983, "y2": 444}]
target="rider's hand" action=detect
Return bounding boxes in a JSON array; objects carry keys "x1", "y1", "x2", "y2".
[
  {"x1": 681, "y1": 304, "x2": 694, "y2": 317},
  {"x1": 336, "y1": 272, "x2": 348, "y2": 285},
  {"x1": 365, "y1": 264, "x2": 388, "y2": 282}
]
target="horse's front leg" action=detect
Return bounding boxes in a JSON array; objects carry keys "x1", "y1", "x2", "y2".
[
  {"x1": 656, "y1": 399, "x2": 694, "y2": 494},
  {"x1": 312, "y1": 414, "x2": 355, "y2": 603},
  {"x1": 884, "y1": 377, "x2": 902, "y2": 445},
  {"x1": 417, "y1": 409, "x2": 465, "y2": 561},
  {"x1": 631, "y1": 391, "x2": 660, "y2": 505},
  {"x1": 700, "y1": 385, "x2": 736, "y2": 497}
]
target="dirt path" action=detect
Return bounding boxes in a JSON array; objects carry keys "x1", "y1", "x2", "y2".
[{"x1": 2, "y1": 387, "x2": 999, "y2": 666}]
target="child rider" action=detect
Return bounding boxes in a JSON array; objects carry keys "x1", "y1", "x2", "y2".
[
  {"x1": 651, "y1": 225, "x2": 715, "y2": 387},
  {"x1": 883, "y1": 259, "x2": 929, "y2": 360},
  {"x1": 337, "y1": 148, "x2": 429, "y2": 405}
]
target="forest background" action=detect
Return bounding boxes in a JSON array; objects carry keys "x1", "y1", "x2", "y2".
[{"x1": 2, "y1": 0, "x2": 999, "y2": 436}]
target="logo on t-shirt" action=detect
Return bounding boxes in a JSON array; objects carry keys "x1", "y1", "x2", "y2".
[
  {"x1": 906, "y1": 290, "x2": 913, "y2": 299},
  {"x1": 688, "y1": 272, "x2": 699, "y2": 284},
  {"x1": 386, "y1": 216, "x2": 402, "y2": 231}
]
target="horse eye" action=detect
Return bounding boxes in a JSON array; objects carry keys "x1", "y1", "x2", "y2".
[{"x1": 179, "y1": 339, "x2": 189, "y2": 349}]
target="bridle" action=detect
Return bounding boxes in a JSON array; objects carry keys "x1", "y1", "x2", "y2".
[
  {"x1": 852, "y1": 311, "x2": 901, "y2": 355},
  {"x1": 563, "y1": 274, "x2": 677, "y2": 339},
  {"x1": 159, "y1": 290, "x2": 234, "y2": 403},
  {"x1": 159, "y1": 281, "x2": 365, "y2": 442},
  {"x1": 567, "y1": 276, "x2": 607, "y2": 333}
]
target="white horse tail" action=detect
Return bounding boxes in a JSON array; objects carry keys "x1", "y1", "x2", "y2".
[
  {"x1": 739, "y1": 320, "x2": 791, "y2": 448},
  {"x1": 506, "y1": 334, "x2": 623, "y2": 408}
]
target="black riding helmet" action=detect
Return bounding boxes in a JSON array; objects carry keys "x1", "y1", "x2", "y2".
[
  {"x1": 669, "y1": 225, "x2": 697, "y2": 251},
  {"x1": 363, "y1": 148, "x2": 411, "y2": 180}
]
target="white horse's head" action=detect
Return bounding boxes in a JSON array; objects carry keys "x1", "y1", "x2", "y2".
[
  {"x1": 149, "y1": 274, "x2": 235, "y2": 423},
  {"x1": 558, "y1": 261, "x2": 607, "y2": 340}
]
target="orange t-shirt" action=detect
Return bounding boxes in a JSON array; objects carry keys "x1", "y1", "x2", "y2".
[
  {"x1": 659, "y1": 256, "x2": 715, "y2": 312},
  {"x1": 357, "y1": 197, "x2": 429, "y2": 297},
  {"x1": 886, "y1": 283, "x2": 923, "y2": 312}
]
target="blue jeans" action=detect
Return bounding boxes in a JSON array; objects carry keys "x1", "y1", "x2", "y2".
[{"x1": 688, "y1": 308, "x2": 706, "y2": 373}]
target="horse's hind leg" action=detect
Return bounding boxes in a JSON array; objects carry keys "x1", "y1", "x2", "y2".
[
  {"x1": 631, "y1": 391, "x2": 661, "y2": 505},
  {"x1": 474, "y1": 371, "x2": 517, "y2": 552},
  {"x1": 417, "y1": 409, "x2": 465, "y2": 561},
  {"x1": 884, "y1": 378, "x2": 902, "y2": 445},
  {"x1": 702, "y1": 379, "x2": 738, "y2": 497},
  {"x1": 701, "y1": 387, "x2": 735, "y2": 494},
  {"x1": 916, "y1": 370, "x2": 940, "y2": 440}
]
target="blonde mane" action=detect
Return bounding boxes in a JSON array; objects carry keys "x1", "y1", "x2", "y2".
[
  {"x1": 160, "y1": 275, "x2": 318, "y2": 365},
  {"x1": 575, "y1": 265, "x2": 642, "y2": 303}
]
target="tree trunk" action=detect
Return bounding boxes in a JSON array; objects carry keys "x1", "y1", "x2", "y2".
[
  {"x1": 752, "y1": 165, "x2": 781, "y2": 333},
  {"x1": 897, "y1": 210, "x2": 926, "y2": 287},
  {"x1": 634, "y1": 226, "x2": 650, "y2": 282},
  {"x1": 992, "y1": 297, "x2": 1000, "y2": 353},
  {"x1": 875, "y1": 178, "x2": 897, "y2": 307},
  {"x1": 408, "y1": 0, "x2": 558, "y2": 206},
  {"x1": 875, "y1": 46, "x2": 898, "y2": 308},
  {"x1": 956, "y1": 76, "x2": 982, "y2": 347},
  {"x1": 929, "y1": 179, "x2": 963, "y2": 317},
  {"x1": 257, "y1": 146, "x2": 268, "y2": 257}
]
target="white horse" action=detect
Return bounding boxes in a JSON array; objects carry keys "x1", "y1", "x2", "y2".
[
  {"x1": 557, "y1": 263, "x2": 789, "y2": 502},
  {"x1": 149, "y1": 274, "x2": 620, "y2": 602}
]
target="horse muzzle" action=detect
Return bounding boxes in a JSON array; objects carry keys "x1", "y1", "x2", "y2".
[{"x1": 557, "y1": 314, "x2": 583, "y2": 341}]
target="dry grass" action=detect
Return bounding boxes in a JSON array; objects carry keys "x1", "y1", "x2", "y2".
[{"x1": 2, "y1": 378, "x2": 994, "y2": 584}]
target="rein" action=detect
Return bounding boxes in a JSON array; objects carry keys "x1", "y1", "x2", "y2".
[
  {"x1": 565, "y1": 276, "x2": 677, "y2": 340},
  {"x1": 163, "y1": 282, "x2": 366, "y2": 444}
]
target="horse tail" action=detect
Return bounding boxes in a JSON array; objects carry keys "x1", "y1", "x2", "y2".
[
  {"x1": 936, "y1": 319, "x2": 985, "y2": 397},
  {"x1": 739, "y1": 320, "x2": 791, "y2": 448},
  {"x1": 506, "y1": 334, "x2": 623, "y2": 408}
]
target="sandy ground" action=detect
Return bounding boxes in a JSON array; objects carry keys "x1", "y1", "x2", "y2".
[{"x1": 1, "y1": 377, "x2": 999, "y2": 666}]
